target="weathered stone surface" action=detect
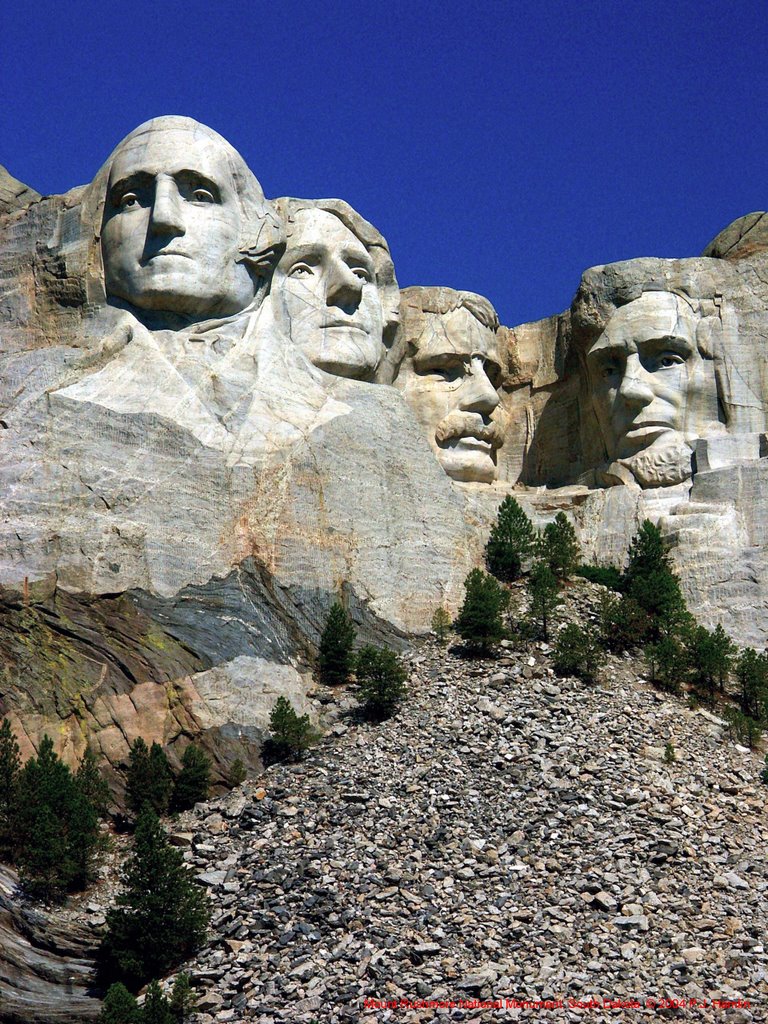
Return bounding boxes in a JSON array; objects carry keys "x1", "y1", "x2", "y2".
[
  {"x1": 703, "y1": 211, "x2": 768, "y2": 260},
  {"x1": 0, "y1": 166, "x2": 40, "y2": 216}
]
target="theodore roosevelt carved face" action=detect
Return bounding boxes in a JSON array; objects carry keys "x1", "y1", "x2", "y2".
[
  {"x1": 99, "y1": 117, "x2": 276, "y2": 326},
  {"x1": 586, "y1": 291, "x2": 717, "y2": 462},
  {"x1": 394, "y1": 287, "x2": 504, "y2": 484}
]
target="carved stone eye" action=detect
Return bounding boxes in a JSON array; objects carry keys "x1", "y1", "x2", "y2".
[
  {"x1": 119, "y1": 192, "x2": 139, "y2": 209},
  {"x1": 288, "y1": 264, "x2": 313, "y2": 278},
  {"x1": 192, "y1": 188, "x2": 215, "y2": 203}
]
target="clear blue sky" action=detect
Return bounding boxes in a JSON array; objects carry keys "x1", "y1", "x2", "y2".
[{"x1": 1, "y1": 0, "x2": 765, "y2": 327}]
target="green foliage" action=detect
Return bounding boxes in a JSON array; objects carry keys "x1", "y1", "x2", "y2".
[
  {"x1": 76, "y1": 746, "x2": 111, "y2": 819},
  {"x1": 684, "y1": 623, "x2": 735, "y2": 700},
  {"x1": 171, "y1": 745, "x2": 211, "y2": 812},
  {"x1": 735, "y1": 647, "x2": 768, "y2": 721},
  {"x1": 526, "y1": 561, "x2": 561, "y2": 641},
  {"x1": 170, "y1": 973, "x2": 197, "y2": 1023},
  {"x1": 664, "y1": 741, "x2": 677, "y2": 764},
  {"x1": 623, "y1": 520, "x2": 690, "y2": 638},
  {"x1": 575, "y1": 564, "x2": 624, "y2": 591},
  {"x1": 537, "y1": 512, "x2": 581, "y2": 579},
  {"x1": 99, "y1": 982, "x2": 141, "y2": 1024},
  {"x1": 645, "y1": 636, "x2": 689, "y2": 694},
  {"x1": 760, "y1": 755, "x2": 768, "y2": 785},
  {"x1": 431, "y1": 605, "x2": 452, "y2": 643},
  {"x1": 14, "y1": 735, "x2": 100, "y2": 898},
  {"x1": 142, "y1": 981, "x2": 175, "y2": 1024},
  {"x1": 126, "y1": 739, "x2": 173, "y2": 817},
  {"x1": 318, "y1": 601, "x2": 356, "y2": 685},
  {"x1": 0, "y1": 718, "x2": 20, "y2": 854},
  {"x1": 268, "y1": 697, "x2": 319, "y2": 762},
  {"x1": 228, "y1": 758, "x2": 247, "y2": 788},
  {"x1": 724, "y1": 708, "x2": 763, "y2": 749},
  {"x1": 355, "y1": 646, "x2": 409, "y2": 721},
  {"x1": 598, "y1": 593, "x2": 650, "y2": 653},
  {"x1": 552, "y1": 623, "x2": 605, "y2": 682},
  {"x1": 485, "y1": 496, "x2": 534, "y2": 582},
  {"x1": 454, "y1": 568, "x2": 510, "y2": 655},
  {"x1": 100, "y1": 806, "x2": 210, "y2": 991}
]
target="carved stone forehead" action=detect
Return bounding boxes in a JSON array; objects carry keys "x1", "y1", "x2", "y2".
[
  {"x1": 412, "y1": 306, "x2": 500, "y2": 362},
  {"x1": 286, "y1": 207, "x2": 371, "y2": 257},
  {"x1": 107, "y1": 123, "x2": 239, "y2": 192},
  {"x1": 596, "y1": 291, "x2": 698, "y2": 349}
]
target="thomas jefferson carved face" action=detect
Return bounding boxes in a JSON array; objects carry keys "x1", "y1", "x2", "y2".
[
  {"x1": 101, "y1": 125, "x2": 256, "y2": 322},
  {"x1": 396, "y1": 305, "x2": 503, "y2": 483},
  {"x1": 272, "y1": 208, "x2": 385, "y2": 380},
  {"x1": 586, "y1": 292, "x2": 718, "y2": 462}
]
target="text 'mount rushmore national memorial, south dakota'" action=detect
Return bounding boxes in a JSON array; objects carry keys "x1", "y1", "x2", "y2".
[{"x1": 3, "y1": 114, "x2": 768, "y2": 772}]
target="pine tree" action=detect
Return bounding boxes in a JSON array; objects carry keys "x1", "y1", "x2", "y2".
[
  {"x1": 355, "y1": 646, "x2": 409, "y2": 721},
  {"x1": 98, "y1": 982, "x2": 141, "y2": 1024},
  {"x1": 228, "y1": 758, "x2": 247, "y2": 788},
  {"x1": 623, "y1": 520, "x2": 690, "y2": 637},
  {"x1": 645, "y1": 635, "x2": 689, "y2": 694},
  {"x1": 126, "y1": 739, "x2": 172, "y2": 817},
  {"x1": 552, "y1": 623, "x2": 605, "y2": 682},
  {"x1": 485, "y1": 496, "x2": 534, "y2": 582},
  {"x1": 317, "y1": 601, "x2": 356, "y2": 685},
  {"x1": 0, "y1": 718, "x2": 20, "y2": 854},
  {"x1": 454, "y1": 568, "x2": 510, "y2": 656},
  {"x1": 142, "y1": 981, "x2": 175, "y2": 1024},
  {"x1": 526, "y1": 562, "x2": 561, "y2": 640},
  {"x1": 431, "y1": 606, "x2": 452, "y2": 643},
  {"x1": 268, "y1": 697, "x2": 319, "y2": 762},
  {"x1": 538, "y1": 511, "x2": 581, "y2": 579},
  {"x1": 171, "y1": 744, "x2": 211, "y2": 812},
  {"x1": 685, "y1": 624, "x2": 735, "y2": 701},
  {"x1": 170, "y1": 972, "x2": 197, "y2": 1023},
  {"x1": 14, "y1": 735, "x2": 100, "y2": 898},
  {"x1": 598, "y1": 593, "x2": 650, "y2": 653},
  {"x1": 100, "y1": 806, "x2": 210, "y2": 990},
  {"x1": 735, "y1": 647, "x2": 768, "y2": 721},
  {"x1": 75, "y1": 746, "x2": 110, "y2": 819}
]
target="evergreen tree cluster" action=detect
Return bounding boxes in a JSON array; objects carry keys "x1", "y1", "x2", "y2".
[
  {"x1": 313, "y1": 600, "x2": 409, "y2": 722},
  {"x1": 126, "y1": 739, "x2": 211, "y2": 817},
  {"x1": 99, "y1": 974, "x2": 196, "y2": 1024},
  {"x1": 0, "y1": 724, "x2": 109, "y2": 900}
]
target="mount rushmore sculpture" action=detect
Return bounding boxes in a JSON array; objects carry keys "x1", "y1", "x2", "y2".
[{"x1": 3, "y1": 114, "x2": 768, "y2": 775}]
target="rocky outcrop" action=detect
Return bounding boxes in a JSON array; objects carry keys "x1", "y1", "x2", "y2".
[
  {"x1": 0, "y1": 865, "x2": 100, "y2": 1022},
  {"x1": 0, "y1": 168, "x2": 40, "y2": 217}
]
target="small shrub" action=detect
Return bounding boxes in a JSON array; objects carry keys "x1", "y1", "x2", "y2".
[
  {"x1": 537, "y1": 512, "x2": 581, "y2": 579},
  {"x1": 645, "y1": 636, "x2": 689, "y2": 694},
  {"x1": 575, "y1": 564, "x2": 623, "y2": 591},
  {"x1": 526, "y1": 561, "x2": 561, "y2": 641},
  {"x1": 552, "y1": 623, "x2": 605, "y2": 682},
  {"x1": 431, "y1": 606, "x2": 452, "y2": 643},
  {"x1": 267, "y1": 697, "x2": 319, "y2": 762},
  {"x1": 664, "y1": 742, "x2": 676, "y2": 764},
  {"x1": 142, "y1": 980, "x2": 175, "y2": 1024},
  {"x1": 454, "y1": 568, "x2": 510, "y2": 655},
  {"x1": 98, "y1": 982, "x2": 141, "y2": 1024},
  {"x1": 170, "y1": 973, "x2": 198, "y2": 1023},
  {"x1": 355, "y1": 646, "x2": 409, "y2": 721},
  {"x1": 318, "y1": 601, "x2": 356, "y2": 685},
  {"x1": 598, "y1": 593, "x2": 650, "y2": 653},
  {"x1": 685, "y1": 623, "x2": 735, "y2": 701},
  {"x1": 228, "y1": 758, "x2": 247, "y2": 788},
  {"x1": 723, "y1": 707, "x2": 763, "y2": 749},
  {"x1": 485, "y1": 496, "x2": 535, "y2": 582},
  {"x1": 735, "y1": 647, "x2": 768, "y2": 721},
  {"x1": 171, "y1": 745, "x2": 211, "y2": 812},
  {"x1": 760, "y1": 755, "x2": 768, "y2": 785}
]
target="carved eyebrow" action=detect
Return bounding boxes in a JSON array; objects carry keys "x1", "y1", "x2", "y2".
[
  {"x1": 285, "y1": 241, "x2": 374, "y2": 271},
  {"x1": 108, "y1": 169, "x2": 223, "y2": 204}
]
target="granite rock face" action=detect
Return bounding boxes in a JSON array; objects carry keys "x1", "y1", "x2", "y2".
[{"x1": 5, "y1": 115, "x2": 768, "y2": 783}]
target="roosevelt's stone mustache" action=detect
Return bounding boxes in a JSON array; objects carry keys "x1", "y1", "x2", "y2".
[{"x1": 434, "y1": 412, "x2": 504, "y2": 448}]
